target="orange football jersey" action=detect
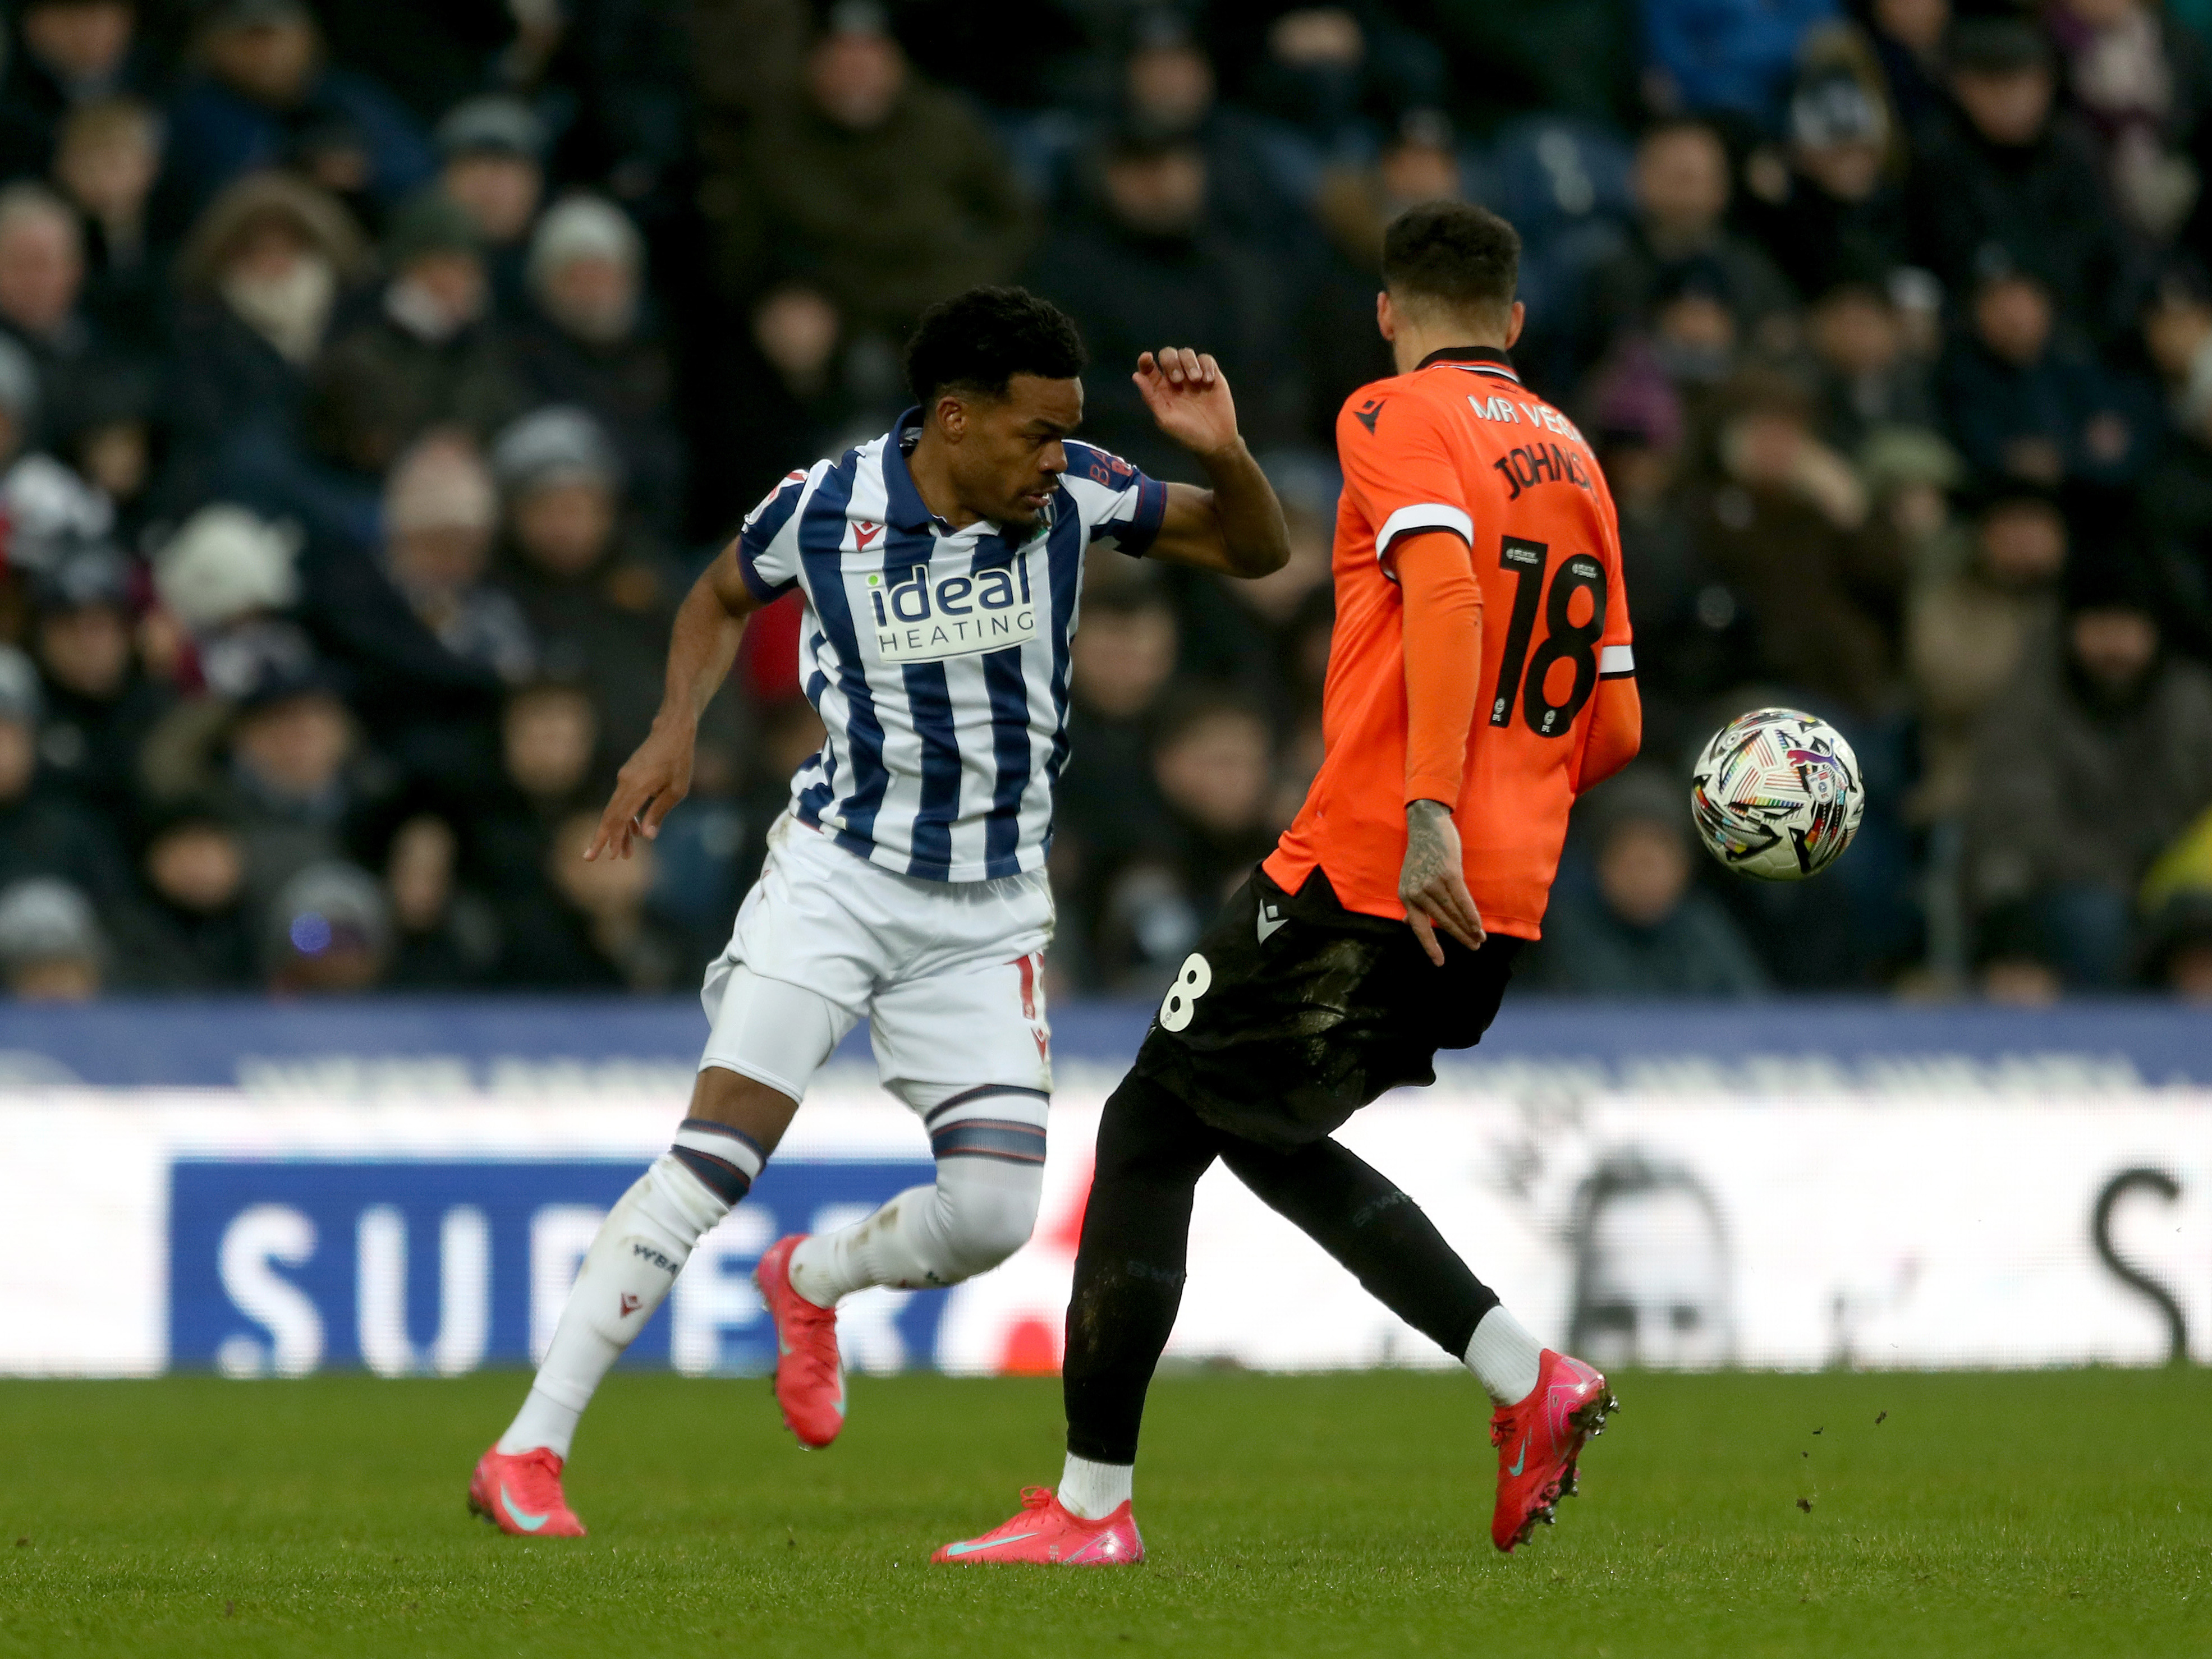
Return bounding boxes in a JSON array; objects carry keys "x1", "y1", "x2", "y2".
[{"x1": 1265, "y1": 346, "x2": 1635, "y2": 939}]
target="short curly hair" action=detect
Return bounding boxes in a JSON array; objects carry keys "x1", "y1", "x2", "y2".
[
  {"x1": 905, "y1": 286, "x2": 1088, "y2": 408},
  {"x1": 1380, "y1": 201, "x2": 1521, "y2": 322}
]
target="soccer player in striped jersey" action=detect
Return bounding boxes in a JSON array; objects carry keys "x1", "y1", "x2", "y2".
[
  {"x1": 468, "y1": 287, "x2": 1288, "y2": 1536},
  {"x1": 938, "y1": 204, "x2": 1636, "y2": 1567}
]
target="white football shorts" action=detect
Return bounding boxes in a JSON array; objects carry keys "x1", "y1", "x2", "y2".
[{"x1": 698, "y1": 812, "x2": 1054, "y2": 1106}]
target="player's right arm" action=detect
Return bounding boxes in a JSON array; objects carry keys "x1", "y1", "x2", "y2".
[
  {"x1": 1397, "y1": 530, "x2": 1487, "y2": 963},
  {"x1": 588, "y1": 472, "x2": 802, "y2": 861},
  {"x1": 1336, "y1": 388, "x2": 1490, "y2": 963}
]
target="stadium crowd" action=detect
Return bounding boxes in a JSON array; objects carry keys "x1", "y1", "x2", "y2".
[{"x1": 0, "y1": 0, "x2": 2210, "y2": 1005}]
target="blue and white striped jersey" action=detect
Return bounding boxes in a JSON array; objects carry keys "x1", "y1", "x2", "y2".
[{"x1": 736, "y1": 408, "x2": 1169, "y2": 881}]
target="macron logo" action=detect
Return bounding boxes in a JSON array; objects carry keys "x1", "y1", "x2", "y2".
[
  {"x1": 853, "y1": 521, "x2": 883, "y2": 553},
  {"x1": 1256, "y1": 903, "x2": 1287, "y2": 944}
]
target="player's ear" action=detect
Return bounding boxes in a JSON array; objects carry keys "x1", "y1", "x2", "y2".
[
  {"x1": 936, "y1": 393, "x2": 967, "y2": 442},
  {"x1": 1504, "y1": 300, "x2": 1526, "y2": 351},
  {"x1": 1375, "y1": 290, "x2": 1396, "y2": 343}
]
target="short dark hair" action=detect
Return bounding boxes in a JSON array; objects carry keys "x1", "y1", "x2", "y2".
[
  {"x1": 904, "y1": 286, "x2": 1087, "y2": 408},
  {"x1": 1379, "y1": 201, "x2": 1521, "y2": 323}
]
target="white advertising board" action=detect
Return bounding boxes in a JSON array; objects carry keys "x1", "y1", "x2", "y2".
[{"x1": 2, "y1": 1067, "x2": 2206, "y2": 1376}]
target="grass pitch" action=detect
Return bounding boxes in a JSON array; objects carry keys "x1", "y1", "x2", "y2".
[{"x1": 0, "y1": 1367, "x2": 2204, "y2": 1657}]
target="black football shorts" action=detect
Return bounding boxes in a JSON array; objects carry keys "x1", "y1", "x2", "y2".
[{"x1": 1127, "y1": 866, "x2": 1521, "y2": 1150}]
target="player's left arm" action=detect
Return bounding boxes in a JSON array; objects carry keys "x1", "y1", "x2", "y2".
[
  {"x1": 1130, "y1": 347, "x2": 1289, "y2": 578},
  {"x1": 1572, "y1": 516, "x2": 1642, "y2": 793}
]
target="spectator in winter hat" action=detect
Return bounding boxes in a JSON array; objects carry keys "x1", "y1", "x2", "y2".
[
  {"x1": 0, "y1": 641, "x2": 128, "y2": 907},
  {"x1": 308, "y1": 189, "x2": 526, "y2": 471},
  {"x1": 0, "y1": 874, "x2": 105, "y2": 999},
  {"x1": 1907, "y1": 15, "x2": 2131, "y2": 339},
  {"x1": 263, "y1": 857, "x2": 391, "y2": 993},
  {"x1": 436, "y1": 94, "x2": 547, "y2": 317},
  {"x1": 1967, "y1": 549, "x2": 2212, "y2": 987},
  {"x1": 162, "y1": 0, "x2": 434, "y2": 224},
  {"x1": 27, "y1": 537, "x2": 172, "y2": 819},
  {"x1": 382, "y1": 433, "x2": 534, "y2": 687},
  {"x1": 1740, "y1": 36, "x2": 1911, "y2": 302},
  {"x1": 153, "y1": 503, "x2": 301, "y2": 637},
  {"x1": 104, "y1": 798, "x2": 259, "y2": 991},
  {"x1": 1531, "y1": 765, "x2": 1770, "y2": 997},
  {"x1": 490, "y1": 406, "x2": 672, "y2": 756},
  {"x1": 513, "y1": 194, "x2": 682, "y2": 532}
]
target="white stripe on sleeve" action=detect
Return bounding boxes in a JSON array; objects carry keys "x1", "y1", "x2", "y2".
[
  {"x1": 1599, "y1": 644, "x2": 1635, "y2": 677},
  {"x1": 1375, "y1": 503, "x2": 1474, "y2": 561}
]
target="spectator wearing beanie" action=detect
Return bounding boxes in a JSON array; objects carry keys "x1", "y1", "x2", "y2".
[
  {"x1": 0, "y1": 874, "x2": 107, "y2": 1000},
  {"x1": 1965, "y1": 554, "x2": 2212, "y2": 987},
  {"x1": 104, "y1": 799, "x2": 259, "y2": 991},
  {"x1": 1937, "y1": 253, "x2": 2150, "y2": 486},
  {"x1": 1906, "y1": 483, "x2": 2069, "y2": 823},
  {"x1": 511, "y1": 195, "x2": 683, "y2": 535},
  {"x1": 159, "y1": 0, "x2": 433, "y2": 231},
  {"x1": 261, "y1": 857, "x2": 392, "y2": 994},
  {"x1": 490, "y1": 406, "x2": 673, "y2": 759},
  {"x1": 378, "y1": 435, "x2": 534, "y2": 686},
  {"x1": 25, "y1": 538, "x2": 172, "y2": 820},
  {"x1": 1530, "y1": 765, "x2": 1770, "y2": 997},
  {"x1": 0, "y1": 642, "x2": 129, "y2": 907},
  {"x1": 1907, "y1": 14, "x2": 2133, "y2": 341},
  {"x1": 1739, "y1": 42, "x2": 1911, "y2": 303},
  {"x1": 699, "y1": 3, "x2": 1035, "y2": 336},
  {"x1": 294, "y1": 436, "x2": 512, "y2": 775},
  {"x1": 435, "y1": 95, "x2": 548, "y2": 320},
  {"x1": 310, "y1": 189, "x2": 526, "y2": 468}
]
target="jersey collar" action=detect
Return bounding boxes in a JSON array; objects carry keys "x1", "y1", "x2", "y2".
[
  {"x1": 1415, "y1": 344, "x2": 1521, "y2": 382},
  {"x1": 883, "y1": 406, "x2": 941, "y2": 533}
]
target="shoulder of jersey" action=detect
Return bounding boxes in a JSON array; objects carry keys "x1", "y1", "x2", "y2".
[
  {"x1": 1338, "y1": 370, "x2": 1434, "y2": 436},
  {"x1": 1061, "y1": 438, "x2": 1139, "y2": 490}
]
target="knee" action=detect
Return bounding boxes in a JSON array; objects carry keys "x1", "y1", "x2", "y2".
[{"x1": 935, "y1": 1165, "x2": 1042, "y2": 1276}]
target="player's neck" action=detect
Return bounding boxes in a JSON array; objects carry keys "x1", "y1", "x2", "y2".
[
  {"x1": 905, "y1": 428, "x2": 985, "y2": 531},
  {"x1": 1388, "y1": 324, "x2": 1509, "y2": 376}
]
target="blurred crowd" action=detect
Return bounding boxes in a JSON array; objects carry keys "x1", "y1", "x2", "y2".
[{"x1": 2, "y1": 0, "x2": 2210, "y2": 1007}]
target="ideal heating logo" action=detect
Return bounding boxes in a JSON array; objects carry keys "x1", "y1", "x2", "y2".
[{"x1": 864, "y1": 553, "x2": 1037, "y2": 664}]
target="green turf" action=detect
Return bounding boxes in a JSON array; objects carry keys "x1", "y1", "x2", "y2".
[{"x1": 0, "y1": 1368, "x2": 2204, "y2": 1657}]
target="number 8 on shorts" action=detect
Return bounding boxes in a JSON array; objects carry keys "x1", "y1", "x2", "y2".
[{"x1": 1158, "y1": 953, "x2": 1211, "y2": 1031}]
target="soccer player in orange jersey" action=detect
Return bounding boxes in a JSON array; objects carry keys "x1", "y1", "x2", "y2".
[{"x1": 937, "y1": 203, "x2": 1641, "y2": 1567}]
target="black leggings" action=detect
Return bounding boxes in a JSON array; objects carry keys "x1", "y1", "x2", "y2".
[{"x1": 1062, "y1": 1074, "x2": 1499, "y2": 1464}]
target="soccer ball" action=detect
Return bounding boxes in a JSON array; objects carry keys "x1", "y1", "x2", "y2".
[{"x1": 1688, "y1": 708, "x2": 1864, "y2": 881}]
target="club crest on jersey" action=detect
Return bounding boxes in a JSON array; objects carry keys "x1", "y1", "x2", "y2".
[{"x1": 862, "y1": 555, "x2": 1038, "y2": 663}]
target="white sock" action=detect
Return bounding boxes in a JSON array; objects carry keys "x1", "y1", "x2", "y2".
[
  {"x1": 788, "y1": 1102, "x2": 1045, "y2": 1306},
  {"x1": 497, "y1": 1153, "x2": 735, "y2": 1459},
  {"x1": 1463, "y1": 1304, "x2": 1544, "y2": 1406},
  {"x1": 1058, "y1": 1453, "x2": 1132, "y2": 1520}
]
